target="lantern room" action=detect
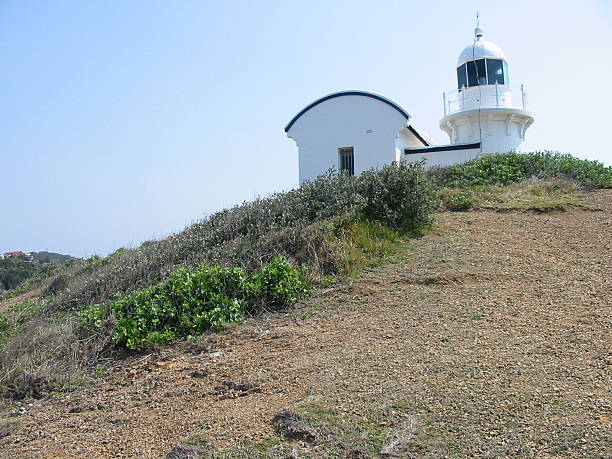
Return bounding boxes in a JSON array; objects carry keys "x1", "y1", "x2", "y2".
[
  {"x1": 439, "y1": 25, "x2": 534, "y2": 154},
  {"x1": 455, "y1": 26, "x2": 509, "y2": 89}
]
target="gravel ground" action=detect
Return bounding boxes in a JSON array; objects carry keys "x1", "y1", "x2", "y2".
[{"x1": 1, "y1": 189, "x2": 610, "y2": 458}]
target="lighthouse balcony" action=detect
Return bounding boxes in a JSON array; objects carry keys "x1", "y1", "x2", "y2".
[{"x1": 443, "y1": 84, "x2": 527, "y2": 116}]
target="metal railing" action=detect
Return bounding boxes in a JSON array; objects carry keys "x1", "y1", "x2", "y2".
[{"x1": 443, "y1": 83, "x2": 527, "y2": 117}]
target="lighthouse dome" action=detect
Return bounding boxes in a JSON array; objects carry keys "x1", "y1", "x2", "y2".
[{"x1": 457, "y1": 27, "x2": 506, "y2": 66}]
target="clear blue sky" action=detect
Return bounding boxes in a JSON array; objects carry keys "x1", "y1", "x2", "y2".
[{"x1": 2, "y1": 0, "x2": 611, "y2": 257}]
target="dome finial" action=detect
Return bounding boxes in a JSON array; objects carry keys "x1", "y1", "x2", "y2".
[
  {"x1": 474, "y1": 10, "x2": 484, "y2": 41},
  {"x1": 474, "y1": 12, "x2": 484, "y2": 40},
  {"x1": 474, "y1": 25, "x2": 484, "y2": 40}
]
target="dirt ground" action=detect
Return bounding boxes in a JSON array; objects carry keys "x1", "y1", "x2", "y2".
[{"x1": 1, "y1": 190, "x2": 610, "y2": 458}]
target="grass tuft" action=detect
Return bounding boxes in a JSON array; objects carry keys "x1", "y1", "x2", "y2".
[{"x1": 439, "y1": 180, "x2": 593, "y2": 213}]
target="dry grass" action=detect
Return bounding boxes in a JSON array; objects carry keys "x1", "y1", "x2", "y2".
[
  {"x1": 0, "y1": 189, "x2": 609, "y2": 458},
  {"x1": 0, "y1": 290, "x2": 41, "y2": 315},
  {"x1": 439, "y1": 179, "x2": 597, "y2": 213}
]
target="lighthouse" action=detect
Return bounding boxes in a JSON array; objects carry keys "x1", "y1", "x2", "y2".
[
  {"x1": 285, "y1": 23, "x2": 535, "y2": 181},
  {"x1": 439, "y1": 25, "x2": 534, "y2": 154}
]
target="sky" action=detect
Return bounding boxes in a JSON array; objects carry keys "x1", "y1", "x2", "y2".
[{"x1": 2, "y1": 0, "x2": 611, "y2": 257}]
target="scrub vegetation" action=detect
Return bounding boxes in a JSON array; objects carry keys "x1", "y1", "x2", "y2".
[
  {"x1": 431, "y1": 150, "x2": 611, "y2": 188},
  {"x1": 79, "y1": 257, "x2": 309, "y2": 351},
  {"x1": 0, "y1": 151, "x2": 609, "y2": 400},
  {"x1": 433, "y1": 151, "x2": 611, "y2": 211},
  {"x1": 0, "y1": 162, "x2": 435, "y2": 397}
]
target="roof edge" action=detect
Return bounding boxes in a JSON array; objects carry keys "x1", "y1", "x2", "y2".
[
  {"x1": 407, "y1": 126, "x2": 430, "y2": 147},
  {"x1": 284, "y1": 90, "x2": 412, "y2": 133},
  {"x1": 405, "y1": 142, "x2": 481, "y2": 154}
]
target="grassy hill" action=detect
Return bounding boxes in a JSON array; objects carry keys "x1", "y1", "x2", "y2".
[
  {"x1": 0, "y1": 151, "x2": 610, "y2": 456},
  {"x1": 0, "y1": 251, "x2": 75, "y2": 293},
  {"x1": 30, "y1": 251, "x2": 74, "y2": 265}
]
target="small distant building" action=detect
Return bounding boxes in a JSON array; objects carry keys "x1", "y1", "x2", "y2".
[
  {"x1": 285, "y1": 24, "x2": 534, "y2": 183},
  {"x1": 3, "y1": 251, "x2": 25, "y2": 258}
]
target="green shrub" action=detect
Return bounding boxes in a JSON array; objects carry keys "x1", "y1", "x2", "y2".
[
  {"x1": 2, "y1": 163, "x2": 436, "y2": 396},
  {"x1": 358, "y1": 161, "x2": 437, "y2": 230},
  {"x1": 436, "y1": 152, "x2": 612, "y2": 189},
  {"x1": 80, "y1": 256, "x2": 309, "y2": 350},
  {"x1": 248, "y1": 255, "x2": 309, "y2": 309}
]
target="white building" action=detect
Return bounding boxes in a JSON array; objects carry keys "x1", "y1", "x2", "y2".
[
  {"x1": 285, "y1": 91, "x2": 433, "y2": 184},
  {"x1": 285, "y1": 25, "x2": 534, "y2": 184}
]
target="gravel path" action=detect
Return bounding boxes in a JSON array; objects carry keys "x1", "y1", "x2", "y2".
[{"x1": 1, "y1": 190, "x2": 610, "y2": 458}]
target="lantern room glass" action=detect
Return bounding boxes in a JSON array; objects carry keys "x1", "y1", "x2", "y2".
[
  {"x1": 457, "y1": 58, "x2": 507, "y2": 90},
  {"x1": 486, "y1": 59, "x2": 504, "y2": 84},
  {"x1": 457, "y1": 64, "x2": 467, "y2": 89}
]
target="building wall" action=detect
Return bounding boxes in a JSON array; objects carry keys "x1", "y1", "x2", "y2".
[
  {"x1": 286, "y1": 95, "x2": 409, "y2": 184},
  {"x1": 403, "y1": 147, "x2": 481, "y2": 168},
  {"x1": 440, "y1": 107, "x2": 534, "y2": 154},
  {"x1": 394, "y1": 127, "x2": 429, "y2": 162}
]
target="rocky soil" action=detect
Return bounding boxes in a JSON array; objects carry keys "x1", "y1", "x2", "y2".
[{"x1": 1, "y1": 190, "x2": 610, "y2": 458}]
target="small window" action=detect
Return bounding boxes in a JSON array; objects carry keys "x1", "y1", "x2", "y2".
[
  {"x1": 456, "y1": 63, "x2": 467, "y2": 90},
  {"x1": 338, "y1": 147, "x2": 354, "y2": 176},
  {"x1": 486, "y1": 59, "x2": 504, "y2": 84}
]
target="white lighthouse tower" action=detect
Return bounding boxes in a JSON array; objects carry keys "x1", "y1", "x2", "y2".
[{"x1": 439, "y1": 25, "x2": 534, "y2": 154}]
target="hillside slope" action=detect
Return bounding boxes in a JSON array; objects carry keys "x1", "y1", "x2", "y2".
[{"x1": 1, "y1": 189, "x2": 610, "y2": 458}]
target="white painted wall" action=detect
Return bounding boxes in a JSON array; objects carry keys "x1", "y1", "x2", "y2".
[
  {"x1": 286, "y1": 95, "x2": 410, "y2": 184},
  {"x1": 394, "y1": 127, "x2": 429, "y2": 162},
  {"x1": 440, "y1": 107, "x2": 534, "y2": 154},
  {"x1": 403, "y1": 147, "x2": 481, "y2": 168}
]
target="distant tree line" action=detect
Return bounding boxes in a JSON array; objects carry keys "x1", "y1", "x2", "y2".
[
  {"x1": 0, "y1": 252, "x2": 74, "y2": 291},
  {"x1": 0, "y1": 256, "x2": 39, "y2": 290}
]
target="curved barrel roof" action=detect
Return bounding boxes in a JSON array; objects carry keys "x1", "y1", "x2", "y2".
[{"x1": 284, "y1": 90, "x2": 412, "y2": 133}]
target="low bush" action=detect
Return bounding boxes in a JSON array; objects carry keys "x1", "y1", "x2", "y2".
[
  {"x1": 79, "y1": 256, "x2": 309, "y2": 350},
  {"x1": 358, "y1": 161, "x2": 437, "y2": 229},
  {"x1": 434, "y1": 151, "x2": 612, "y2": 189},
  {"x1": 0, "y1": 317, "x2": 90, "y2": 399}
]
